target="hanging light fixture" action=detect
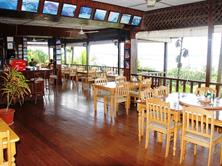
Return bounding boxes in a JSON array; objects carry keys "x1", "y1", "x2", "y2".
[{"x1": 146, "y1": 0, "x2": 161, "y2": 7}]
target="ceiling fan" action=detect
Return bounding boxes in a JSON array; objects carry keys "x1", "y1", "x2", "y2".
[
  {"x1": 78, "y1": 26, "x2": 99, "y2": 35},
  {"x1": 145, "y1": 0, "x2": 161, "y2": 7}
]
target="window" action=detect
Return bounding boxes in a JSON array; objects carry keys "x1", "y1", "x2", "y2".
[
  {"x1": 137, "y1": 41, "x2": 164, "y2": 72},
  {"x1": 73, "y1": 46, "x2": 87, "y2": 65},
  {"x1": 167, "y1": 37, "x2": 207, "y2": 81},
  {"x1": 89, "y1": 42, "x2": 118, "y2": 67}
]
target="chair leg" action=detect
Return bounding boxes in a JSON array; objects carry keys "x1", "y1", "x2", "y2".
[
  {"x1": 180, "y1": 140, "x2": 185, "y2": 164},
  {"x1": 104, "y1": 97, "x2": 107, "y2": 115},
  {"x1": 194, "y1": 144, "x2": 197, "y2": 156},
  {"x1": 125, "y1": 101, "x2": 129, "y2": 115},
  {"x1": 165, "y1": 132, "x2": 171, "y2": 158},
  {"x1": 141, "y1": 111, "x2": 144, "y2": 137},
  {"x1": 220, "y1": 145, "x2": 222, "y2": 165},
  {"x1": 173, "y1": 128, "x2": 178, "y2": 156},
  {"x1": 145, "y1": 127, "x2": 149, "y2": 149},
  {"x1": 207, "y1": 145, "x2": 213, "y2": 166}
]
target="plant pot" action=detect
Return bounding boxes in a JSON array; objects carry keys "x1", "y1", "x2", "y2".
[{"x1": 0, "y1": 108, "x2": 15, "y2": 125}]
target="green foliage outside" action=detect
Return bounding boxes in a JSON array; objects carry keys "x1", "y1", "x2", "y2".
[
  {"x1": 28, "y1": 49, "x2": 49, "y2": 64},
  {"x1": 167, "y1": 67, "x2": 206, "y2": 81}
]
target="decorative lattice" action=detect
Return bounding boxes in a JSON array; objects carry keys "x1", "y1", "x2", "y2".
[
  {"x1": 143, "y1": 1, "x2": 210, "y2": 31},
  {"x1": 213, "y1": 0, "x2": 222, "y2": 25}
]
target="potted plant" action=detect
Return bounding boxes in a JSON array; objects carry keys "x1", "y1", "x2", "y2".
[{"x1": 0, "y1": 68, "x2": 31, "y2": 125}]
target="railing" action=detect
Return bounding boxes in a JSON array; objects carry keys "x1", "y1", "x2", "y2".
[
  {"x1": 65, "y1": 64, "x2": 124, "y2": 74},
  {"x1": 131, "y1": 74, "x2": 222, "y2": 97}
]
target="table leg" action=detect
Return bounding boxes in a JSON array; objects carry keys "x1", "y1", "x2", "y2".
[
  {"x1": 11, "y1": 142, "x2": 16, "y2": 166},
  {"x1": 110, "y1": 96, "x2": 114, "y2": 121},
  {"x1": 138, "y1": 104, "x2": 141, "y2": 142},
  {"x1": 93, "y1": 88, "x2": 97, "y2": 112}
]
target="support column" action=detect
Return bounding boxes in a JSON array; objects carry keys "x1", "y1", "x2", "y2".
[
  {"x1": 117, "y1": 40, "x2": 121, "y2": 75},
  {"x1": 131, "y1": 39, "x2": 138, "y2": 75},
  {"x1": 64, "y1": 43, "x2": 67, "y2": 65},
  {"x1": 205, "y1": 0, "x2": 213, "y2": 86},
  {"x1": 163, "y1": 42, "x2": 168, "y2": 85},
  {"x1": 86, "y1": 42, "x2": 90, "y2": 71},
  {"x1": 163, "y1": 42, "x2": 168, "y2": 76}
]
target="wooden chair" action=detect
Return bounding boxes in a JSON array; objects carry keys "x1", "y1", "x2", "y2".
[
  {"x1": 0, "y1": 130, "x2": 12, "y2": 166},
  {"x1": 69, "y1": 68, "x2": 77, "y2": 82},
  {"x1": 115, "y1": 76, "x2": 126, "y2": 85},
  {"x1": 145, "y1": 98, "x2": 178, "y2": 158},
  {"x1": 104, "y1": 82, "x2": 130, "y2": 119},
  {"x1": 153, "y1": 85, "x2": 169, "y2": 98},
  {"x1": 180, "y1": 106, "x2": 222, "y2": 166},
  {"x1": 138, "y1": 88, "x2": 154, "y2": 141},
  {"x1": 195, "y1": 87, "x2": 216, "y2": 96},
  {"x1": 93, "y1": 77, "x2": 110, "y2": 114},
  {"x1": 82, "y1": 70, "x2": 97, "y2": 89},
  {"x1": 33, "y1": 80, "x2": 44, "y2": 104},
  {"x1": 130, "y1": 78, "x2": 152, "y2": 103},
  {"x1": 140, "y1": 87, "x2": 154, "y2": 100}
]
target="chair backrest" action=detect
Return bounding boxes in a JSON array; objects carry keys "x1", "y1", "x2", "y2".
[
  {"x1": 183, "y1": 106, "x2": 215, "y2": 139},
  {"x1": 139, "y1": 78, "x2": 152, "y2": 91},
  {"x1": 153, "y1": 86, "x2": 168, "y2": 98},
  {"x1": 115, "y1": 76, "x2": 126, "y2": 85},
  {"x1": 195, "y1": 87, "x2": 216, "y2": 96},
  {"x1": 146, "y1": 98, "x2": 171, "y2": 126},
  {"x1": 140, "y1": 88, "x2": 154, "y2": 100},
  {"x1": 94, "y1": 77, "x2": 107, "y2": 85},
  {"x1": 34, "y1": 80, "x2": 44, "y2": 96},
  {"x1": 115, "y1": 82, "x2": 129, "y2": 97},
  {"x1": 0, "y1": 130, "x2": 11, "y2": 165}
]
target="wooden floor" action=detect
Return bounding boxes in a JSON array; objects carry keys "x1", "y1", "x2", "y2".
[{"x1": 10, "y1": 81, "x2": 221, "y2": 166}]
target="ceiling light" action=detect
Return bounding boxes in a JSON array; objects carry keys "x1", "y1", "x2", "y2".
[{"x1": 146, "y1": 0, "x2": 161, "y2": 7}]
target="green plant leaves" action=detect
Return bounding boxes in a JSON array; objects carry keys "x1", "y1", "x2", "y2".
[{"x1": 1, "y1": 69, "x2": 31, "y2": 110}]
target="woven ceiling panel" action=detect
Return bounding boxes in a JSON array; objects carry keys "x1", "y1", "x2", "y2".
[
  {"x1": 214, "y1": 0, "x2": 222, "y2": 25},
  {"x1": 143, "y1": 1, "x2": 222, "y2": 31}
]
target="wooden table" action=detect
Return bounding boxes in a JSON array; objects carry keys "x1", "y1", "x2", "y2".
[
  {"x1": 179, "y1": 93, "x2": 222, "y2": 126},
  {"x1": 0, "y1": 119, "x2": 19, "y2": 165},
  {"x1": 137, "y1": 93, "x2": 222, "y2": 156},
  {"x1": 93, "y1": 81, "x2": 139, "y2": 120},
  {"x1": 179, "y1": 93, "x2": 222, "y2": 110}
]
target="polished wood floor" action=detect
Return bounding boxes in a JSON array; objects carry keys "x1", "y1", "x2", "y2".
[{"x1": 10, "y1": 81, "x2": 221, "y2": 166}]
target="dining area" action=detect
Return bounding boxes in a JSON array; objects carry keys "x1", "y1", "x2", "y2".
[{"x1": 92, "y1": 74, "x2": 222, "y2": 166}]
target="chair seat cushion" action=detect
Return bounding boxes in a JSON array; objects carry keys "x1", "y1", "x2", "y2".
[
  {"x1": 130, "y1": 90, "x2": 139, "y2": 96},
  {"x1": 97, "y1": 90, "x2": 110, "y2": 97},
  {"x1": 185, "y1": 131, "x2": 222, "y2": 144},
  {"x1": 149, "y1": 121, "x2": 175, "y2": 132}
]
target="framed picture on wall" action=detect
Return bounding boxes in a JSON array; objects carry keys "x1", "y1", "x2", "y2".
[{"x1": 7, "y1": 42, "x2": 13, "y2": 49}]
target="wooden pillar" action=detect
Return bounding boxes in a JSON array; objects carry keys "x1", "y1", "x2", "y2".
[
  {"x1": 64, "y1": 43, "x2": 67, "y2": 65},
  {"x1": 163, "y1": 42, "x2": 168, "y2": 85},
  {"x1": 48, "y1": 44, "x2": 50, "y2": 61},
  {"x1": 117, "y1": 39, "x2": 121, "y2": 75},
  {"x1": 205, "y1": 0, "x2": 214, "y2": 86}
]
